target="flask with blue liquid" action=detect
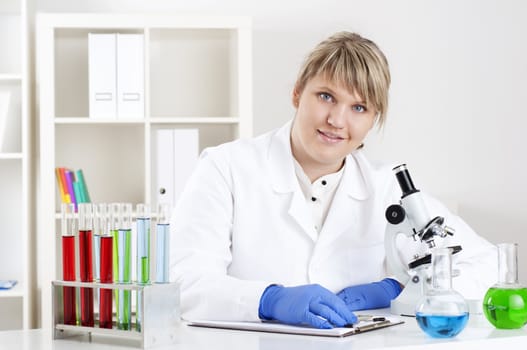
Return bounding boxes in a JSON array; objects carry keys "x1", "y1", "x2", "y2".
[{"x1": 415, "y1": 247, "x2": 469, "y2": 338}]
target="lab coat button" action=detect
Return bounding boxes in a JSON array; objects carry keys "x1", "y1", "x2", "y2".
[
  {"x1": 311, "y1": 197, "x2": 317, "y2": 201},
  {"x1": 321, "y1": 180, "x2": 327, "y2": 186}
]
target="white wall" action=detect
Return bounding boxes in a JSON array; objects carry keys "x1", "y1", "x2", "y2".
[{"x1": 36, "y1": 0, "x2": 527, "y2": 282}]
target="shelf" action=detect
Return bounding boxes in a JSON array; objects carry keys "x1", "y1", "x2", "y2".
[
  {"x1": 0, "y1": 153, "x2": 23, "y2": 159},
  {"x1": 37, "y1": 13, "x2": 252, "y2": 331},
  {"x1": 53, "y1": 117, "x2": 241, "y2": 124},
  {"x1": 0, "y1": 283, "x2": 23, "y2": 298},
  {"x1": 54, "y1": 118, "x2": 145, "y2": 125},
  {"x1": 149, "y1": 117, "x2": 240, "y2": 124},
  {"x1": 0, "y1": 74, "x2": 22, "y2": 81},
  {"x1": 0, "y1": 0, "x2": 30, "y2": 331}
]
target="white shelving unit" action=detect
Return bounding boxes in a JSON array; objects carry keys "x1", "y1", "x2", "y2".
[
  {"x1": 37, "y1": 13, "x2": 252, "y2": 330},
  {"x1": 0, "y1": 0, "x2": 31, "y2": 330}
]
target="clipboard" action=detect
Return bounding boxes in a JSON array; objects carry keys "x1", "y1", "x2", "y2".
[{"x1": 188, "y1": 315, "x2": 404, "y2": 337}]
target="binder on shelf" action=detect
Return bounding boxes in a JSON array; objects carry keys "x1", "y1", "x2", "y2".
[
  {"x1": 155, "y1": 129, "x2": 199, "y2": 208},
  {"x1": 117, "y1": 34, "x2": 144, "y2": 119},
  {"x1": 55, "y1": 167, "x2": 91, "y2": 209},
  {"x1": 156, "y1": 130, "x2": 175, "y2": 208},
  {"x1": 75, "y1": 169, "x2": 91, "y2": 203},
  {"x1": 55, "y1": 168, "x2": 70, "y2": 203},
  {"x1": 64, "y1": 169, "x2": 77, "y2": 210},
  {"x1": 88, "y1": 33, "x2": 117, "y2": 119}
]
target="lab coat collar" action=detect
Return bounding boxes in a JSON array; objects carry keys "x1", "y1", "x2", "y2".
[
  {"x1": 268, "y1": 119, "x2": 372, "y2": 201},
  {"x1": 268, "y1": 120, "x2": 299, "y2": 193}
]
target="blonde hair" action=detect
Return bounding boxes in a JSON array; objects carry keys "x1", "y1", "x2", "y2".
[{"x1": 295, "y1": 32, "x2": 391, "y2": 127}]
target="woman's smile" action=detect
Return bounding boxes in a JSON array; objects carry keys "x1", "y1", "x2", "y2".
[{"x1": 317, "y1": 129, "x2": 345, "y2": 144}]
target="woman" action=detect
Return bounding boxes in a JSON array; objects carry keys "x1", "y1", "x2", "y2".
[{"x1": 170, "y1": 32, "x2": 496, "y2": 329}]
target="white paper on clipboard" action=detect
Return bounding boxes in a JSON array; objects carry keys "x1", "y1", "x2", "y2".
[{"x1": 188, "y1": 315, "x2": 404, "y2": 337}]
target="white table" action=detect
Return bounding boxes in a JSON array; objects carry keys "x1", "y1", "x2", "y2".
[{"x1": 1, "y1": 314, "x2": 526, "y2": 350}]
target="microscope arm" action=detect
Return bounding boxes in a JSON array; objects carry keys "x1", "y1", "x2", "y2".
[{"x1": 384, "y1": 220, "x2": 413, "y2": 286}]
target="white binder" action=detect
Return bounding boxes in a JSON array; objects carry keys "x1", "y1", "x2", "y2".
[
  {"x1": 117, "y1": 34, "x2": 145, "y2": 119},
  {"x1": 88, "y1": 33, "x2": 117, "y2": 119},
  {"x1": 156, "y1": 129, "x2": 175, "y2": 208},
  {"x1": 155, "y1": 129, "x2": 199, "y2": 208}
]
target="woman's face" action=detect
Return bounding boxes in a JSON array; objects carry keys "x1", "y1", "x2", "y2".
[{"x1": 291, "y1": 74, "x2": 377, "y2": 177}]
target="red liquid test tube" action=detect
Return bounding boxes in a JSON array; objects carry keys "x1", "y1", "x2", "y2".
[
  {"x1": 99, "y1": 235, "x2": 113, "y2": 328},
  {"x1": 78, "y1": 203, "x2": 94, "y2": 327},
  {"x1": 61, "y1": 203, "x2": 77, "y2": 325}
]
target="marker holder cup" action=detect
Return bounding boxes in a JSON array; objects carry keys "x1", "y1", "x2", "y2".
[{"x1": 52, "y1": 280, "x2": 180, "y2": 348}]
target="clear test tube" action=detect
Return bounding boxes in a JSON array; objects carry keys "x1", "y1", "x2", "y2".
[
  {"x1": 61, "y1": 203, "x2": 77, "y2": 325},
  {"x1": 99, "y1": 206, "x2": 113, "y2": 329},
  {"x1": 156, "y1": 203, "x2": 171, "y2": 283},
  {"x1": 117, "y1": 203, "x2": 132, "y2": 330},
  {"x1": 78, "y1": 203, "x2": 94, "y2": 327},
  {"x1": 136, "y1": 204, "x2": 151, "y2": 331}
]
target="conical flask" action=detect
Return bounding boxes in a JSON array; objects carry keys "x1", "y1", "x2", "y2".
[
  {"x1": 415, "y1": 247, "x2": 469, "y2": 338},
  {"x1": 483, "y1": 243, "x2": 527, "y2": 329}
]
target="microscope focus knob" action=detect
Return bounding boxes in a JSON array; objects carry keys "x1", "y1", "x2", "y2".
[{"x1": 386, "y1": 204, "x2": 406, "y2": 225}]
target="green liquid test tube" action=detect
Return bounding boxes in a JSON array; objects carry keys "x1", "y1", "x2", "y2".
[
  {"x1": 136, "y1": 204, "x2": 151, "y2": 331},
  {"x1": 117, "y1": 203, "x2": 132, "y2": 330},
  {"x1": 110, "y1": 203, "x2": 120, "y2": 323}
]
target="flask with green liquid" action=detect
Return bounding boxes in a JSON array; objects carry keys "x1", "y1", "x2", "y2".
[{"x1": 483, "y1": 243, "x2": 527, "y2": 329}]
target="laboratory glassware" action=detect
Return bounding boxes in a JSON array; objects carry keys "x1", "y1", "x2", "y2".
[
  {"x1": 99, "y1": 205, "x2": 113, "y2": 329},
  {"x1": 483, "y1": 243, "x2": 527, "y2": 329},
  {"x1": 110, "y1": 202, "x2": 120, "y2": 314},
  {"x1": 136, "y1": 204, "x2": 151, "y2": 331},
  {"x1": 136, "y1": 204, "x2": 151, "y2": 285},
  {"x1": 117, "y1": 203, "x2": 132, "y2": 330},
  {"x1": 156, "y1": 203, "x2": 171, "y2": 283},
  {"x1": 93, "y1": 204, "x2": 103, "y2": 283},
  {"x1": 78, "y1": 203, "x2": 95, "y2": 327},
  {"x1": 61, "y1": 203, "x2": 77, "y2": 325},
  {"x1": 415, "y1": 247, "x2": 469, "y2": 338},
  {"x1": 93, "y1": 204, "x2": 106, "y2": 311}
]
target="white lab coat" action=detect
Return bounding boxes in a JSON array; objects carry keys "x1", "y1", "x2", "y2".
[{"x1": 170, "y1": 120, "x2": 497, "y2": 321}]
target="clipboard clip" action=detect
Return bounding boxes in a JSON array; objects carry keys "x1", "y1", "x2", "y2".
[{"x1": 344, "y1": 315, "x2": 389, "y2": 331}]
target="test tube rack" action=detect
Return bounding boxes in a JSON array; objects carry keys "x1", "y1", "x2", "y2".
[{"x1": 52, "y1": 280, "x2": 180, "y2": 348}]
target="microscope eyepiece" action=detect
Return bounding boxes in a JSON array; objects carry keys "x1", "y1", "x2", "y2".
[{"x1": 393, "y1": 164, "x2": 420, "y2": 198}]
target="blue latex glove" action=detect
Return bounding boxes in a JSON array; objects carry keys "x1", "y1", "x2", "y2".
[
  {"x1": 337, "y1": 278, "x2": 402, "y2": 311},
  {"x1": 258, "y1": 284, "x2": 357, "y2": 329}
]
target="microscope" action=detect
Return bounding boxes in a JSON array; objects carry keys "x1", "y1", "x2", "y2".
[{"x1": 385, "y1": 164, "x2": 461, "y2": 316}]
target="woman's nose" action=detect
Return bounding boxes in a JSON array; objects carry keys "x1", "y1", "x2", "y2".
[{"x1": 327, "y1": 105, "x2": 348, "y2": 128}]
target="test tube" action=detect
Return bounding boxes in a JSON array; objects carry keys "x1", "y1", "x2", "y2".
[
  {"x1": 98, "y1": 204, "x2": 113, "y2": 329},
  {"x1": 110, "y1": 203, "x2": 120, "y2": 314},
  {"x1": 155, "y1": 203, "x2": 171, "y2": 283},
  {"x1": 61, "y1": 203, "x2": 77, "y2": 325},
  {"x1": 117, "y1": 203, "x2": 132, "y2": 330},
  {"x1": 136, "y1": 204, "x2": 151, "y2": 331},
  {"x1": 78, "y1": 203, "x2": 94, "y2": 327},
  {"x1": 93, "y1": 204, "x2": 102, "y2": 283}
]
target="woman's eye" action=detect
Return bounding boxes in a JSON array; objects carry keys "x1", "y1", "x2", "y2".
[
  {"x1": 352, "y1": 105, "x2": 366, "y2": 113},
  {"x1": 319, "y1": 93, "x2": 334, "y2": 102}
]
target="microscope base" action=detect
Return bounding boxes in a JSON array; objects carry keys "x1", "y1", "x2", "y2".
[
  {"x1": 390, "y1": 298, "x2": 417, "y2": 317},
  {"x1": 390, "y1": 271, "x2": 427, "y2": 317}
]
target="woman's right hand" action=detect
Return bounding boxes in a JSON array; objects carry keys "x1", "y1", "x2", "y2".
[{"x1": 258, "y1": 284, "x2": 357, "y2": 329}]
